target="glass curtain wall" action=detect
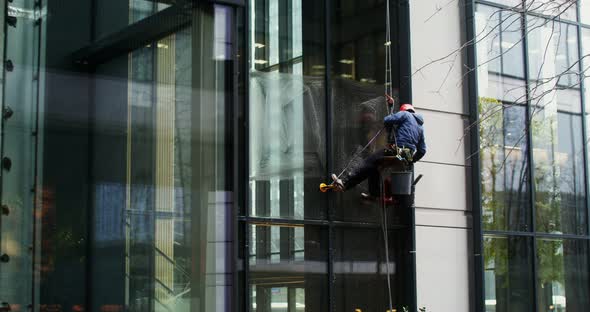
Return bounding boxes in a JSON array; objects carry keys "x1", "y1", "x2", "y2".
[
  {"x1": 475, "y1": 1, "x2": 590, "y2": 311},
  {"x1": 243, "y1": 0, "x2": 414, "y2": 312},
  {"x1": 0, "y1": 1, "x2": 237, "y2": 311},
  {"x1": 0, "y1": 0, "x2": 42, "y2": 310}
]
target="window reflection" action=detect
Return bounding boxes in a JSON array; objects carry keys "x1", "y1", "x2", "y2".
[
  {"x1": 483, "y1": 235, "x2": 534, "y2": 312},
  {"x1": 479, "y1": 99, "x2": 530, "y2": 231},
  {"x1": 476, "y1": 5, "x2": 530, "y2": 231},
  {"x1": 528, "y1": 19, "x2": 586, "y2": 235},
  {"x1": 475, "y1": 5, "x2": 527, "y2": 103},
  {"x1": 249, "y1": 0, "x2": 326, "y2": 220},
  {"x1": 249, "y1": 224, "x2": 328, "y2": 312},
  {"x1": 524, "y1": 0, "x2": 577, "y2": 21},
  {"x1": 331, "y1": 0, "x2": 403, "y2": 223},
  {"x1": 334, "y1": 227, "x2": 411, "y2": 312},
  {"x1": 0, "y1": 0, "x2": 39, "y2": 307},
  {"x1": 536, "y1": 239, "x2": 590, "y2": 311}
]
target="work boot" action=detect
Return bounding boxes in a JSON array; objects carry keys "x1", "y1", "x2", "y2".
[
  {"x1": 360, "y1": 192, "x2": 378, "y2": 202},
  {"x1": 331, "y1": 174, "x2": 344, "y2": 192},
  {"x1": 361, "y1": 192, "x2": 394, "y2": 204}
]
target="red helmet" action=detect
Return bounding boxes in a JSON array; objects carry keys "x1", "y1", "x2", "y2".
[{"x1": 400, "y1": 103, "x2": 415, "y2": 113}]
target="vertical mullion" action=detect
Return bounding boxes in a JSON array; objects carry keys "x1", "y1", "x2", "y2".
[
  {"x1": 576, "y1": 0, "x2": 590, "y2": 240},
  {"x1": 465, "y1": 1, "x2": 484, "y2": 312},
  {"x1": 521, "y1": 5, "x2": 539, "y2": 312},
  {"x1": 243, "y1": 0, "x2": 251, "y2": 310},
  {"x1": 574, "y1": 0, "x2": 590, "y2": 304}
]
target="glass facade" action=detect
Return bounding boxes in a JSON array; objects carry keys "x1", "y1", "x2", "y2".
[
  {"x1": 0, "y1": 0, "x2": 415, "y2": 311},
  {"x1": 243, "y1": 0, "x2": 415, "y2": 311},
  {"x1": 475, "y1": 1, "x2": 590, "y2": 311}
]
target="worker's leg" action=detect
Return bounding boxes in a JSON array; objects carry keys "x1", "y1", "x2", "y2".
[{"x1": 341, "y1": 149, "x2": 386, "y2": 191}]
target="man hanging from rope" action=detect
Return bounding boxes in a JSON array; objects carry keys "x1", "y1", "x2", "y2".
[{"x1": 329, "y1": 95, "x2": 426, "y2": 200}]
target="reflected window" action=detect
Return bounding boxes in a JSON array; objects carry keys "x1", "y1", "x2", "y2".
[
  {"x1": 248, "y1": 0, "x2": 327, "y2": 220},
  {"x1": 475, "y1": 5, "x2": 527, "y2": 103},
  {"x1": 483, "y1": 235, "x2": 534, "y2": 312},
  {"x1": 334, "y1": 227, "x2": 411, "y2": 311},
  {"x1": 479, "y1": 98, "x2": 530, "y2": 231},
  {"x1": 249, "y1": 224, "x2": 328, "y2": 312},
  {"x1": 536, "y1": 239, "x2": 590, "y2": 311},
  {"x1": 528, "y1": 19, "x2": 586, "y2": 235}
]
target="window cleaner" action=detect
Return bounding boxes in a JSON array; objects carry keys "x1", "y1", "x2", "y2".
[{"x1": 319, "y1": 97, "x2": 426, "y2": 198}]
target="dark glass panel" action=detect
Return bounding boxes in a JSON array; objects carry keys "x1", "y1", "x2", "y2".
[
  {"x1": 249, "y1": 224, "x2": 328, "y2": 312},
  {"x1": 330, "y1": 0, "x2": 402, "y2": 223},
  {"x1": 333, "y1": 227, "x2": 413, "y2": 312},
  {"x1": 536, "y1": 238, "x2": 590, "y2": 311},
  {"x1": 483, "y1": 235, "x2": 534, "y2": 312},
  {"x1": 248, "y1": 0, "x2": 327, "y2": 220}
]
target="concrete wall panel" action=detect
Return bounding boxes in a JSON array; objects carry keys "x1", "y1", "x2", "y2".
[{"x1": 416, "y1": 226, "x2": 472, "y2": 312}]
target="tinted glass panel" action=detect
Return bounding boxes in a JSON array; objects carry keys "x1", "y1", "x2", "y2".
[
  {"x1": 528, "y1": 18, "x2": 586, "y2": 235},
  {"x1": 475, "y1": 5, "x2": 527, "y2": 103},
  {"x1": 536, "y1": 238, "x2": 590, "y2": 311},
  {"x1": 480, "y1": 99, "x2": 530, "y2": 231},
  {"x1": 531, "y1": 105, "x2": 586, "y2": 235},
  {"x1": 0, "y1": 0, "x2": 39, "y2": 306},
  {"x1": 334, "y1": 227, "x2": 412, "y2": 312},
  {"x1": 248, "y1": 0, "x2": 327, "y2": 220},
  {"x1": 528, "y1": 19, "x2": 579, "y2": 89},
  {"x1": 483, "y1": 235, "x2": 534, "y2": 312},
  {"x1": 330, "y1": 0, "x2": 401, "y2": 222},
  {"x1": 249, "y1": 224, "x2": 328, "y2": 312}
]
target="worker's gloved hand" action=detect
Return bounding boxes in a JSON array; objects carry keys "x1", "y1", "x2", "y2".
[{"x1": 385, "y1": 94, "x2": 394, "y2": 105}]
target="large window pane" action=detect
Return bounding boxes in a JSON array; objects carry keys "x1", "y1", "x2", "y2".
[
  {"x1": 330, "y1": 0, "x2": 401, "y2": 222},
  {"x1": 476, "y1": 5, "x2": 527, "y2": 104},
  {"x1": 334, "y1": 227, "x2": 412, "y2": 311},
  {"x1": 528, "y1": 19, "x2": 579, "y2": 89},
  {"x1": 528, "y1": 18, "x2": 586, "y2": 235},
  {"x1": 0, "y1": 0, "x2": 40, "y2": 307},
  {"x1": 248, "y1": 0, "x2": 327, "y2": 220},
  {"x1": 536, "y1": 238, "x2": 590, "y2": 311},
  {"x1": 249, "y1": 224, "x2": 328, "y2": 312},
  {"x1": 480, "y1": 99, "x2": 530, "y2": 231},
  {"x1": 483, "y1": 235, "x2": 534, "y2": 312}
]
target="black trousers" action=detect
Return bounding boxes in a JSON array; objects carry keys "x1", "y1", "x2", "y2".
[
  {"x1": 343, "y1": 148, "x2": 411, "y2": 197},
  {"x1": 343, "y1": 149, "x2": 388, "y2": 197}
]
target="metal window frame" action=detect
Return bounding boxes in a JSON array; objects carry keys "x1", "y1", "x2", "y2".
[{"x1": 471, "y1": 1, "x2": 590, "y2": 312}]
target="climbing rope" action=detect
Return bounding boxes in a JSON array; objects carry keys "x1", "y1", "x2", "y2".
[{"x1": 382, "y1": 1, "x2": 395, "y2": 311}]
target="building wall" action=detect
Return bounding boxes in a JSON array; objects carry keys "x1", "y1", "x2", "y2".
[{"x1": 410, "y1": 1, "x2": 473, "y2": 311}]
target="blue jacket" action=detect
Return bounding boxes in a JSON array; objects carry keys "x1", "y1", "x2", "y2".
[{"x1": 383, "y1": 111, "x2": 426, "y2": 162}]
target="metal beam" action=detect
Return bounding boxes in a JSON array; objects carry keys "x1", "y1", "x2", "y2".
[{"x1": 71, "y1": 4, "x2": 193, "y2": 66}]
